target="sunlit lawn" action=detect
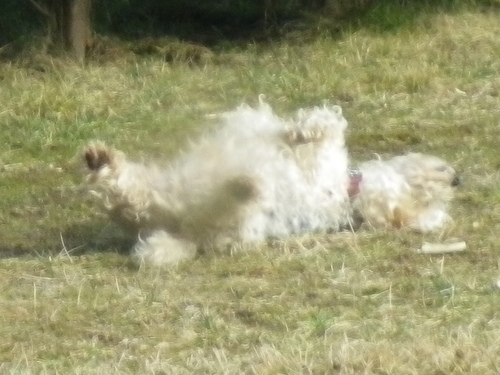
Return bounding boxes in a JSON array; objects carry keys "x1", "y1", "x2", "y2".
[{"x1": 1, "y1": 7, "x2": 500, "y2": 374}]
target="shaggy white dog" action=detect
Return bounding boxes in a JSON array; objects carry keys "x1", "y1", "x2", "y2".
[
  {"x1": 83, "y1": 99, "x2": 460, "y2": 266},
  {"x1": 351, "y1": 153, "x2": 460, "y2": 232},
  {"x1": 84, "y1": 98, "x2": 351, "y2": 265}
]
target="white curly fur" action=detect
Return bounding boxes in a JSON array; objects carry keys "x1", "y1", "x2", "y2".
[
  {"x1": 84, "y1": 98, "x2": 351, "y2": 266},
  {"x1": 352, "y1": 153, "x2": 459, "y2": 232},
  {"x1": 83, "y1": 99, "x2": 460, "y2": 266}
]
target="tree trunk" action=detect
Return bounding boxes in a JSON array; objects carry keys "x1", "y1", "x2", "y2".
[
  {"x1": 67, "y1": 0, "x2": 91, "y2": 61},
  {"x1": 36, "y1": 0, "x2": 92, "y2": 61}
]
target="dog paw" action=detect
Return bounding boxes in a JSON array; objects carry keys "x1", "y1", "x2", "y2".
[
  {"x1": 283, "y1": 128, "x2": 325, "y2": 146},
  {"x1": 84, "y1": 141, "x2": 115, "y2": 171}
]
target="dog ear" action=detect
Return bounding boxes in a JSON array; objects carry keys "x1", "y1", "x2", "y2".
[{"x1": 84, "y1": 142, "x2": 112, "y2": 171}]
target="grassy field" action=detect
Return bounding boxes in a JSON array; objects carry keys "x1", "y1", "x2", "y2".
[{"x1": 1, "y1": 5, "x2": 500, "y2": 374}]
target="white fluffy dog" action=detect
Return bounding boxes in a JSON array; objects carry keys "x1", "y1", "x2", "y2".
[
  {"x1": 83, "y1": 99, "x2": 459, "y2": 266},
  {"x1": 351, "y1": 153, "x2": 460, "y2": 232},
  {"x1": 84, "y1": 98, "x2": 351, "y2": 265}
]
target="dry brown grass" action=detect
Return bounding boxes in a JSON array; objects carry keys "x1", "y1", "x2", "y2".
[{"x1": 1, "y1": 8, "x2": 500, "y2": 375}]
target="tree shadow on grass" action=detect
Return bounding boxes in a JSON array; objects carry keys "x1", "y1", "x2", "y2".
[
  {"x1": 2, "y1": 0, "x2": 499, "y2": 67},
  {"x1": 78, "y1": 0, "x2": 500, "y2": 65},
  {"x1": 93, "y1": 0, "x2": 500, "y2": 47},
  {"x1": 60, "y1": 221, "x2": 134, "y2": 256},
  {"x1": 0, "y1": 246, "x2": 34, "y2": 260},
  {"x1": 0, "y1": 221, "x2": 133, "y2": 261}
]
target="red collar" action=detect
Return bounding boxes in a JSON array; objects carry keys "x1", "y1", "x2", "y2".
[{"x1": 348, "y1": 168, "x2": 362, "y2": 198}]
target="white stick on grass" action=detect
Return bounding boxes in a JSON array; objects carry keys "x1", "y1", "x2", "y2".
[{"x1": 418, "y1": 241, "x2": 467, "y2": 254}]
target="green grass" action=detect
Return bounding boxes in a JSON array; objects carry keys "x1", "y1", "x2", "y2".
[{"x1": 2, "y1": 7, "x2": 500, "y2": 375}]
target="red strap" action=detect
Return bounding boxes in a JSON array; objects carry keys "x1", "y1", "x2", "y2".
[{"x1": 348, "y1": 173, "x2": 362, "y2": 198}]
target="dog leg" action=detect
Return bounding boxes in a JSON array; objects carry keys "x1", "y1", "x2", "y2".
[
  {"x1": 132, "y1": 230, "x2": 197, "y2": 266},
  {"x1": 83, "y1": 141, "x2": 126, "y2": 182},
  {"x1": 409, "y1": 208, "x2": 452, "y2": 232},
  {"x1": 83, "y1": 141, "x2": 160, "y2": 230},
  {"x1": 282, "y1": 127, "x2": 327, "y2": 146}
]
